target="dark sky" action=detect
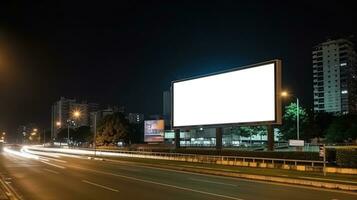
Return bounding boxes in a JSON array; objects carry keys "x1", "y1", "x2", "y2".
[{"x1": 0, "y1": 0, "x2": 357, "y2": 135}]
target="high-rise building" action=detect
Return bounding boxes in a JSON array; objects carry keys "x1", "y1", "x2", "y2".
[
  {"x1": 89, "y1": 105, "x2": 123, "y2": 132},
  {"x1": 127, "y1": 113, "x2": 144, "y2": 124},
  {"x1": 312, "y1": 38, "x2": 357, "y2": 114},
  {"x1": 51, "y1": 97, "x2": 100, "y2": 138}
]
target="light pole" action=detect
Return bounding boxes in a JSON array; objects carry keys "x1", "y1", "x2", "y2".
[
  {"x1": 296, "y1": 97, "x2": 300, "y2": 140},
  {"x1": 67, "y1": 110, "x2": 81, "y2": 148},
  {"x1": 56, "y1": 121, "x2": 61, "y2": 146},
  {"x1": 93, "y1": 112, "x2": 97, "y2": 156},
  {"x1": 281, "y1": 91, "x2": 300, "y2": 140},
  {"x1": 43, "y1": 129, "x2": 46, "y2": 147}
]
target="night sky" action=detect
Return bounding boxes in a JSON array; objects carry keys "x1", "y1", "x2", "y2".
[{"x1": 1, "y1": 1, "x2": 357, "y2": 135}]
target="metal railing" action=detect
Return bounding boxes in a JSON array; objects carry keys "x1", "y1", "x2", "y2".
[{"x1": 73, "y1": 147, "x2": 325, "y2": 167}]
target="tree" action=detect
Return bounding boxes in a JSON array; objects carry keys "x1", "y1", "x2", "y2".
[
  {"x1": 304, "y1": 111, "x2": 334, "y2": 140},
  {"x1": 232, "y1": 126, "x2": 267, "y2": 144},
  {"x1": 279, "y1": 102, "x2": 308, "y2": 140},
  {"x1": 56, "y1": 128, "x2": 75, "y2": 142},
  {"x1": 96, "y1": 113, "x2": 131, "y2": 146},
  {"x1": 72, "y1": 126, "x2": 92, "y2": 143},
  {"x1": 55, "y1": 126, "x2": 92, "y2": 146},
  {"x1": 129, "y1": 123, "x2": 144, "y2": 144},
  {"x1": 325, "y1": 114, "x2": 357, "y2": 143}
]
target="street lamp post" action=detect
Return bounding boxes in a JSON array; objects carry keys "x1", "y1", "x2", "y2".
[
  {"x1": 93, "y1": 112, "x2": 97, "y2": 156},
  {"x1": 56, "y1": 121, "x2": 61, "y2": 146},
  {"x1": 296, "y1": 97, "x2": 300, "y2": 140},
  {"x1": 67, "y1": 119, "x2": 70, "y2": 146},
  {"x1": 67, "y1": 110, "x2": 81, "y2": 148}
]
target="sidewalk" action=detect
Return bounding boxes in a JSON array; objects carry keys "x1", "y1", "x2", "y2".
[{"x1": 96, "y1": 156, "x2": 357, "y2": 191}]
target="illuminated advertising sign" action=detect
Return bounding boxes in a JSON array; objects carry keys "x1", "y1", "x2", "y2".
[
  {"x1": 144, "y1": 120, "x2": 164, "y2": 142},
  {"x1": 172, "y1": 60, "x2": 281, "y2": 128}
]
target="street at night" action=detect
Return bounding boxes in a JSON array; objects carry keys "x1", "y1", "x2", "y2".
[
  {"x1": 1, "y1": 1, "x2": 357, "y2": 199},
  {"x1": 0, "y1": 148, "x2": 356, "y2": 200}
]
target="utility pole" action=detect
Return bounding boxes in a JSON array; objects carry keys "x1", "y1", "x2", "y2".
[
  {"x1": 67, "y1": 120, "x2": 70, "y2": 147},
  {"x1": 296, "y1": 98, "x2": 300, "y2": 140},
  {"x1": 93, "y1": 112, "x2": 97, "y2": 156},
  {"x1": 43, "y1": 129, "x2": 46, "y2": 147}
]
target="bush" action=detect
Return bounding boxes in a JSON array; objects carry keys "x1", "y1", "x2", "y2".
[{"x1": 335, "y1": 149, "x2": 357, "y2": 168}]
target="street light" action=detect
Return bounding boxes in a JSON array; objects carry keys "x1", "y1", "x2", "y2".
[
  {"x1": 281, "y1": 91, "x2": 300, "y2": 140},
  {"x1": 73, "y1": 111, "x2": 80, "y2": 118}
]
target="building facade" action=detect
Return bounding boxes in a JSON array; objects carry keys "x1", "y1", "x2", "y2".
[
  {"x1": 51, "y1": 97, "x2": 100, "y2": 138},
  {"x1": 313, "y1": 38, "x2": 357, "y2": 114},
  {"x1": 127, "y1": 113, "x2": 144, "y2": 124}
]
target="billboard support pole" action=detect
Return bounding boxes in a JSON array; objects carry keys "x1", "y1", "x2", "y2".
[
  {"x1": 267, "y1": 125, "x2": 274, "y2": 151},
  {"x1": 174, "y1": 129, "x2": 180, "y2": 149},
  {"x1": 216, "y1": 127, "x2": 222, "y2": 151}
]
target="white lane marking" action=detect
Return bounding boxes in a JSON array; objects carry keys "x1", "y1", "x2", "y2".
[
  {"x1": 43, "y1": 157, "x2": 67, "y2": 163},
  {"x1": 79, "y1": 168, "x2": 243, "y2": 200},
  {"x1": 40, "y1": 161, "x2": 66, "y2": 169},
  {"x1": 300, "y1": 176, "x2": 357, "y2": 184},
  {"x1": 43, "y1": 168, "x2": 60, "y2": 174},
  {"x1": 82, "y1": 180, "x2": 119, "y2": 192},
  {"x1": 189, "y1": 178, "x2": 237, "y2": 187}
]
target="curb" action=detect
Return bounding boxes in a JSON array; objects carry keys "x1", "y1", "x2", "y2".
[{"x1": 100, "y1": 157, "x2": 357, "y2": 192}]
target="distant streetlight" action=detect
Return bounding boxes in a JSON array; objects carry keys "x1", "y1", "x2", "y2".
[
  {"x1": 281, "y1": 91, "x2": 300, "y2": 140},
  {"x1": 2, "y1": 132, "x2": 6, "y2": 135},
  {"x1": 73, "y1": 110, "x2": 81, "y2": 118},
  {"x1": 33, "y1": 128, "x2": 38, "y2": 132},
  {"x1": 281, "y1": 91, "x2": 288, "y2": 97},
  {"x1": 56, "y1": 121, "x2": 61, "y2": 127}
]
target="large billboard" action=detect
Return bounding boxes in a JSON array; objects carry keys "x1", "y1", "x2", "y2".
[
  {"x1": 172, "y1": 60, "x2": 281, "y2": 128},
  {"x1": 144, "y1": 120, "x2": 165, "y2": 142}
]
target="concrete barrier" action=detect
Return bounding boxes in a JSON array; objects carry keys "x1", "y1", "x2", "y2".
[{"x1": 216, "y1": 157, "x2": 357, "y2": 175}]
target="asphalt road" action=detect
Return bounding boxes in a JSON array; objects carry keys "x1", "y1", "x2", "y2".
[{"x1": 0, "y1": 148, "x2": 356, "y2": 200}]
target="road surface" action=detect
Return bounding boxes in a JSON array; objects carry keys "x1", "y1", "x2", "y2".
[{"x1": 0, "y1": 147, "x2": 356, "y2": 200}]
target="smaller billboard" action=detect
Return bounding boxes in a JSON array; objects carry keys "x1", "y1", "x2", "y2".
[
  {"x1": 144, "y1": 120, "x2": 164, "y2": 142},
  {"x1": 289, "y1": 140, "x2": 304, "y2": 147}
]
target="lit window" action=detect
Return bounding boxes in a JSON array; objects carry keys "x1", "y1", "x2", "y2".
[
  {"x1": 340, "y1": 63, "x2": 347, "y2": 66},
  {"x1": 341, "y1": 90, "x2": 348, "y2": 94}
]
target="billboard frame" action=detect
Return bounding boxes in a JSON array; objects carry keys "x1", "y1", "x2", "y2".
[
  {"x1": 171, "y1": 59, "x2": 282, "y2": 129},
  {"x1": 144, "y1": 119, "x2": 165, "y2": 143}
]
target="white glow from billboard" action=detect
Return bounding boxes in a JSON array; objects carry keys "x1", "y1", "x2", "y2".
[{"x1": 173, "y1": 63, "x2": 276, "y2": 127}]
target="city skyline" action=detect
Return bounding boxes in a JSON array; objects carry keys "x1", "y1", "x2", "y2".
[{"x1": 1, "y1": 1, "x2": 357, "y2": 134}]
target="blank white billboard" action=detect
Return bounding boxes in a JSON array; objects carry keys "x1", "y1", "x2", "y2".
[{"x1": 172, "y1": 60, "x2": 281, "y2": 128}]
